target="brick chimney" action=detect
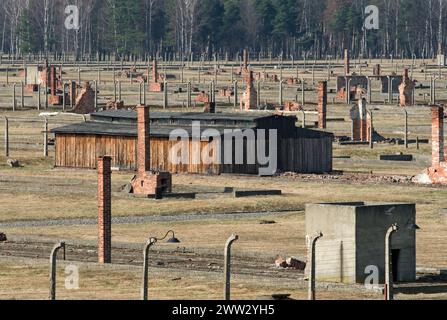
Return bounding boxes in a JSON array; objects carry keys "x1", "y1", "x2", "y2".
[
  {"x1": 432, "y1": 106, "x2": 445, "y2": 167},
  {"x1": 318, "y1": 81, "x2": 327, "y2": 129},
  {"x1": 97, "y1": 156, "x2": 112, "y2": 264},
  {"x1": 403, "y1": 68, "x2": 409, "y2": 79},
  {"x1": 344, "y1": 49, "x2": 350, "y2": 75},
  {"x1": 50, "y1": 66, "x2": 57, "y2": 96},
  {"x1": 137, "y1": 104, "x2": 151, "y2": 174}
]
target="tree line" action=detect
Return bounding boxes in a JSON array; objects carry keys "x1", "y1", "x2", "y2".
[{"x1": 1, "y1": 0, "x2": 446, "y2": 60}]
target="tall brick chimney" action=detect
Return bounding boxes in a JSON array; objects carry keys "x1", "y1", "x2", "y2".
[
  {"x1": 344, "y1": 49, "x2": 350, "y2": 75},
  {"x1": 318, "y1": 81, "x2": 327, "y2": 129},
  {"x1": 50, "y1": 66, "x2": 57, "y2": 95},
  {"x1": 432, "y1": 106, "x2": 445, "y2": 167},
  {"x1": 137, "y1": 105, "x2": 151, "y2": 174},
  {"x1": 97, "y1": 156, "x2": 112, "y2": 264}
]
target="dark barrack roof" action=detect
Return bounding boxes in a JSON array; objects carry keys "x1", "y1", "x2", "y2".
[
  {"x1": 51, "y1": 121, "x2": 256, "y2": 138},
  {"x1": 90, "y1": 110, "x2": 285, "y2": 122}
]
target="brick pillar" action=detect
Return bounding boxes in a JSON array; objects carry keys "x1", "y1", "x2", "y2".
[
  {"x1": 97, "y1": 156, "x2": 112, "y2": 264},
  {"x1": 344, "y1": 49, "x2": 350, "y2": 75},
  {"x1": 318, "y1": 81, "x2": 327, "y2": 129},
  {"x1": 50, "y1": 66, "x2": 57, "y2": 95},
  {"x1": 432, "y1": 106, "x2": 445, "y2": 167},
  {"x1": 137, "y1": 105, "x2": 151, "y2": 174}
]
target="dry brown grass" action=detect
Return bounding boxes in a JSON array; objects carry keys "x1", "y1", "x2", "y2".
[{"x1": 0, "y1": 257, "x2": 380, "y2": 300}]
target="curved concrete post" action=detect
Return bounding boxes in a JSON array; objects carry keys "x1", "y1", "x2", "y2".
[
  {"x1": 21, "y1": 81, "x2": 24, "y2": 108},
  {"x1": 347, "y1": 78, "x2": 352, "y2": 104},
  {"x1": 385, "y1": 224, "x2": 399, "y2": 301},
  {"x1": 308, "y1": 232, "x2": 323, "y2": 300},
  {"x1": 301, "y1": 78, "x2": 305, "y2": 106},
  {"x1": 43, "y1": 116, "x2": 49, "y2": 157},
  {"x1": 403, "y1": 109, "x2": 408, "y2": 149},
  {"x1": 368, "y1": 110, "x2": 374, "y2": 149},
  {"x1": 233, "y1": 81, "x2": 238, "y2": 108},
  {"x1": 279, "y1": 80, "x2": 283, "y2": 105},
  {"x1": 12, "y1": 83, "x2": 16, "y2": 111},
  {"x1": 224, "y1": 234, "x2": 239, "y2": 300},
  {"x1": 367, "y1": 76, "x2": 372, "y2": 103},
  {"x1": 4, "y1": 116, "x2": 9, "y2": 157},
  {"x1": 141, "y1": 238, "x2": 156, "y2": 301},
  {"x1": 49, "y1": 241, "x2": 66, "y2": 300}
]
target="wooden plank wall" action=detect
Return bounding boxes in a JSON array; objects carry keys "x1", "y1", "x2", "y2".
[{"x1": 55, "y1": 133, "x2": 333, "y2": 174}]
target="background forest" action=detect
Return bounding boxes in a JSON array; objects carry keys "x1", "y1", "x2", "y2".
[{"x1": 1, "y1": 0, "x2": 446, "y2": 60}]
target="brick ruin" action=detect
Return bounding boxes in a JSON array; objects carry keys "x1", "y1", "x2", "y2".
[
  {"x1": 149, "y1": 60, "x2": 164, "y2": 92},
  {"x1": 399, "y1": 68, "x2": 415, "y2": 107},
  {"x1": 130, "y1": 105, "x2": 172, "y2": 195},
  {"x1": 337, "y1": 76, "x2": 368, "y2": 101},
  {"x1": 105, "y1": 100, "x2": 125, "y2": 110},
  {"x1": 47, "y1": 65, "x2": 63, "y2": 105},
  {"x1": 72, "y1": 81, "x2": 95, "y2": 114},
  {"x1": 350, "y1": 98, "x2": 370, "y2": 142},
  {"x1": 97, "y1": 156, "x2": 112, "y2": 264},
  {"x1": 414, "y1": 106, "x2": 447, "y2": 185},
  {"x1": 282, "y1": 101, "x2": 302, "y2": 112},
  {"x1": 195, "y1": 91, "x2": 211, "y2": 104},
  {"x1": 240, "y1": 70, "x2": 258, "y2": 110}
]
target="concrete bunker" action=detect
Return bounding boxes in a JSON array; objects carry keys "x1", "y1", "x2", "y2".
[{"x1": 305, "y1": 202, "x2": 417, "y2": 284}]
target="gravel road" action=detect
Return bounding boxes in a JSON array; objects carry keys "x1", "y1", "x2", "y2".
[{"x1": 0, "y1": 211, "x2": 297, "y2": 228}]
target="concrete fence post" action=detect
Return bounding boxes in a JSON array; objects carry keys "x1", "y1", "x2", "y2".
[
  {"x1": 385, "y1": 224, "x2": 399, "y2": 301},
  {"x1": 94, "y1": 80, "x2": 98, "y2": 111},
  {"x1": 12, "y1": 83, "x2": 16, "y2": 111},
  {"x1": 62, "y1": 83, "x2": 66, "y2": 112},
  {"x1": 404, "y1": 109, "x2": 408, "y2": 149},
  {"x1": 224, "y1": 234, "x2": 239, "y2": 301},
  {"x1": 163, "y1": 82, "x2": 168, "y2": 109},
  {"x1": 301, "y1": 79, "x2": 305, "y2": 106},
  {"x1": 187, "y1": 82, "x2": 192, "y2": 108},
  {"x1": 233, "y1": 81, "x2": 238, "y2": 108},
  {"x1": 21, "y1": 81, "x2": 24, "y2": 108},
  {"x1": 118, "y1": 81, "x2": 122, "y2": 101},
  {"x1": 43, "y1": 117, "x2": 49, "y2": 157},
  {"x1": 346, "y1": 78, "x2": 352, "y2": 104},
  {"x1": 368, "y1": 110, "x2": 374, "y2": 149},
  {"x1": 45, "y1": 82, "x2": 48, "y2": 110},
  {"x1": 141, "y1": 239, "x2": 156, "y2": 300},
  {"x1": 139, "y1": 81, "x2": 143, "y2": 105},
  {"x1": 49, "y1": 241, "x2": 66, "y2": 300},
  {"x1": 4, "y1": 117, "x2": 9, "y2": 157},
  {"x1": 308, "y1": 232, "x2": 323, "y2": 300},
  {"x1": 301, "y1": 110, "x2": 306, "y2": 128},
  {"x1": 279, "y1": 80, "x2": 283, "y2": 105},
  {"x1": 37, "y1": 84, "x2": 41, "y2": 110}
]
